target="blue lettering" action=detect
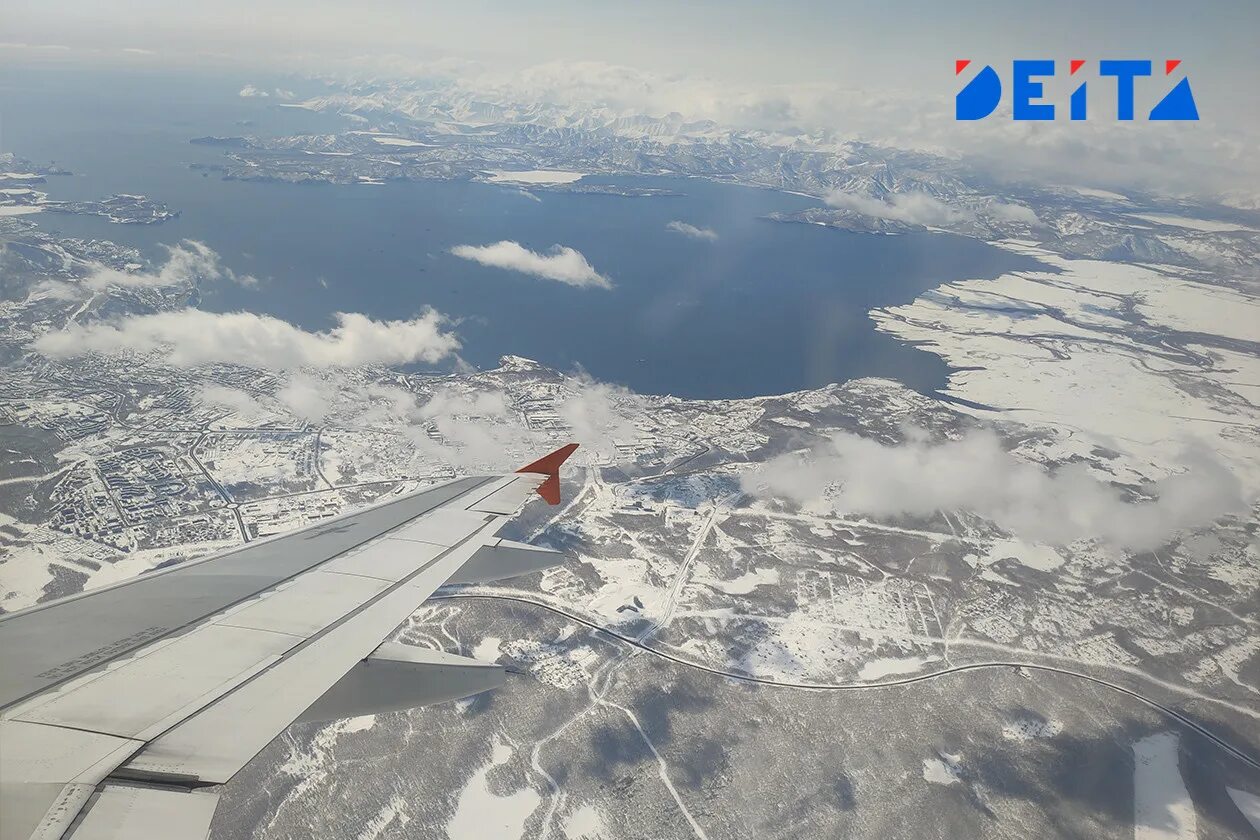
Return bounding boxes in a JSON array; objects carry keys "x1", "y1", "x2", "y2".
[
  {"x1": 1070, "y1": 82, "x2": 1087, "y2": 121},
  {"x1": 1013, "y1": 60, "x2": 1056, "y2": 121},
  {"x1": 1099, "y1": 60, "x2": 1152, "y2": 120},
  {"x1": 956, "y1": 65, "x2": 1002, "y2": 120}
]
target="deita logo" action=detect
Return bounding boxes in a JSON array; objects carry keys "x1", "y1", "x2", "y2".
[{"x1": 955, "y1": 60, "x2": 1199, "y2": 121}]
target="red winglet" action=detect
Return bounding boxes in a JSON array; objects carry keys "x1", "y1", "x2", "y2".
[{"x1": 516, "y1": 443, "x2": 579, "y2": 505}]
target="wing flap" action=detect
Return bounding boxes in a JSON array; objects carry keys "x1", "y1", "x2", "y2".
[
  {"x1": 298, "y1": 643, "x2": 504, "y2": 723},
  {"x1": 318, "y1": 540, "x2": 445, "y2": 581},
  {"x1": 0, "y1": 722, "x2": 143, "y2": 840},
  {"x1": 0, "y1": 783, "x2": 94, "y2": 840},
  {"x1": 118, "y1": 517, "x2": 502, "y2": 784},
  {"x1": 445, "y1": 539, "x2": 566, "y2": 585},
  {"x1": 69, "y1": 786, "x2": 219, "y2": 840},
  {"x1": 1, "y1": 721, "x2": 142, "y2": 785},
  {"x1": 465, "y1": 474, "x2": 545, "y2": 515},
  {"x1": 11, "y1": 625, "x2": 293, "y2": 740},
  {"x1": 217, "y1": 571, "x2": 392, "y2": 637},
  {"x1": 389, "y1": 508, "x2": 496, "y2": 547}
]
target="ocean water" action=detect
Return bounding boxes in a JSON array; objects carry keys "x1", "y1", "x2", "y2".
[{"x1": 2, "y1": 61, "x2": 1039, "y2": 399}]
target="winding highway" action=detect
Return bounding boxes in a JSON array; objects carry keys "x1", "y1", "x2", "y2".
[{"x1": 429, "y1": 591, "x2": 1260, "y2": 771}]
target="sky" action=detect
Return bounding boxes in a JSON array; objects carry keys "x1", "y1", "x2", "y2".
[
  {"x1": 4, "y1": 0, "x2": 1258, "y2": 129},
  {"x1": 3, "y1": 1, "x2": 1258, "y2": 198}
]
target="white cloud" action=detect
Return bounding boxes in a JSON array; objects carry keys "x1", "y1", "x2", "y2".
[
  {"x1": 557, "y1": 378, "x2": 644, "y2": 461},
  {"x1": 277, "y1": 374, "x2": 332, "y2": 421},
  {"x1": 744, "y1": 428, "x2": 1245, "y2": 551},
  {"x1": 358, "y1": 383, "x2": 422, "y2": 422},
  {"x1": 238, "y1": 84, "x2": 294, "y2": 99},
  {"x1": 450, "y1": 241, "x2": 611, "y2": 289},
  {"x1": 823, "y1": 190, "x2": 1038, "y2": 229},
  {"x1": 412, "y1": 387, "x2": 540, "y2": 469},
  {"x1": 200, "y1": 376, "x2": 401, "y2": 425},
  {"x1": 324, "y1": 57, "x2": 1260, "y2": 205},
  {"x1": 0, "y1": 42, "x2": 71, "y2": 51},
  {"x1": 407, "y1": 381, "x2": 642, "y2": 469},
  {"x1": 198, "y1": 384, "x2": 264, "y2": 416},
  {"x1": 824, "y1": 191, "x2": 972, "y2": 227},
  {"x1": 490, "y1": 60, "x2": 1258, "y2": 206},
  {"x1": 38, "y1": 240, "x2": 257, "y2": 298},
  {"x1": 666, "y1": 221, "x2": 718, "y2": 241},
  {"x1": 34, "y1": 308, "x2": 460, "y2": 369},
  {"x1": 985, "y1": 201, "x2": 1041, "y2": 226},
  {"x1": 89, "y1": 240, "x2": 256, "y2": 291},
  {"x1": 191, "y1": 361, "x2": 642, "y2": 474},
  {"x1": 28, "y1": 281, "x2": 84, "y2": 303},
  {"x1": 344, "y1": 375, "x2": 642, "y2": 470}
]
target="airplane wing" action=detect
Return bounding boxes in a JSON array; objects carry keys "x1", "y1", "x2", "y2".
[{"x1": 0, "y1": 443, "x2": 579, "y2": 840}]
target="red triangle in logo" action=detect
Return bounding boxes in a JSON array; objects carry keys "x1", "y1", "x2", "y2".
[
  {"x1": 1070, "y1": 60, "x2": 1085, "y2": 75},
  {"x1": 1165, "y1": 59, "x2": 1181, "y2": 75},
  {"x1": 955, "y1": 59, "x2": 970, "y2": 75}
]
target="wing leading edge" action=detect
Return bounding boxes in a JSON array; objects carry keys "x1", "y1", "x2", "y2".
[{"x1": 0, "y1": 444, "x2": 578, "y2": 840}]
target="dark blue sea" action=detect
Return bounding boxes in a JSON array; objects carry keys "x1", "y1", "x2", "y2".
[{"x1": 1, "y1": 60, "x2": 1038, "y2": 399}]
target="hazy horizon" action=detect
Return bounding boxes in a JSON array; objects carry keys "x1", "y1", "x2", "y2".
[{"x1": 6, "y1": 2, "x2": 1259, "y2": 203}]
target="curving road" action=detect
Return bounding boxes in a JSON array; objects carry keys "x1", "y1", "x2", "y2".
[{"x1": 430, "y1": 591, "x2": 1260, "y2": 771}]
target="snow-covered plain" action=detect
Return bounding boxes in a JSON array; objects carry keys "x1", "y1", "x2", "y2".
[
  {"x1": 446, "y1": 737, "x2": 542, "y2": 840},
  {"x1": 1228, "y1": 787, "x2": 1260, "y2": 833},
  {"x1": 857, "y1": 655, "x2": 940, "y2": 681},
  {"x1": 485, "y1": 170, "x2": 585, "y2": 185},
  {"x1": 922, "y1": 751, "x2": 964, "y2": 786},
  {"x1": 872, "y1": 242, "x2": 1260, "y2": 497},
  {"x1": 1132, "y1": 732, "x2": 1196, "y2": 840},
  {"x1": 370, "y1": 136, "x2": 434, "y2": 148},
  {"x1": 1128, "y1": 213, "x2": 1258, "y2": 233},
  {"x1": 562, "y1": 804, "x2": 607, "y2": 839}
]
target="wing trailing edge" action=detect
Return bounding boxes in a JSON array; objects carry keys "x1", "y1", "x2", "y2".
[
  {"x1": 297, "y1": 643, "x2": 505, "y2": 723},
  {"x1": 446, "y1": 538, "x2": 567, "y2": 585}
]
